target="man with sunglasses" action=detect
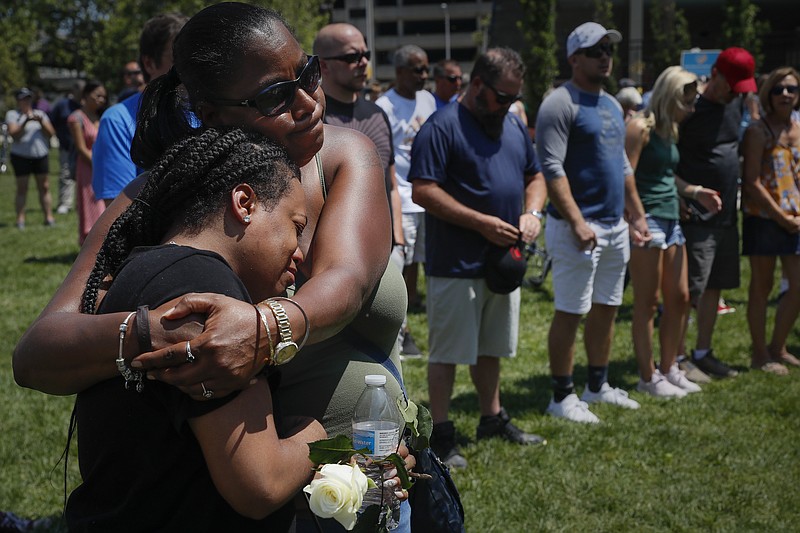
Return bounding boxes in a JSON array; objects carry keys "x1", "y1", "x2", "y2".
[
  {"x1": 314, "y1": 24, "x2": 405, "y2": 263},
  {"x1": 92, "y1": 13, "x2": 187, "y2": 207},
  {"x1": 377, "y1": 45, "x2": 437, "y2": 359},
  {"x1": 536, "y1": 22, "x2": 651, "y2": 423},
  {"x1": 676, "y1": 47, "x2": 757, "y2": 379},
  {"x1": 431, "y1": 59, "x2": 463, "y2": 109},
  {"x1": 410, "y1": 48, "x2": 548, "y2": 468}
]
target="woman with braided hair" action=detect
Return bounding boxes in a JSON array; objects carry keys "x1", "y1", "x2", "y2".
[
  {"x1": 66, "y1": 128, "x2": 326, "y2": 531},
  {"x1": 15, "y1": 3, "x2": 413, "y2": 530}
]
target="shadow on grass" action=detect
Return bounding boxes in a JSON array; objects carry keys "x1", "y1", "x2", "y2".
[{"x1": 23, "y1": 253, "x2": 79, "y2": 266}]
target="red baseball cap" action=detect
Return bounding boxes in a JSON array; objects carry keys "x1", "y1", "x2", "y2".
[{"x1": 714, "y1": 47, "x2": 757, "y2": 93}]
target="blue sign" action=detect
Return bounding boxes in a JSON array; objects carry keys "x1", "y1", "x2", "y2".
[{"x1": 681, "y1": 50, "x2": 721, "y2": 78}]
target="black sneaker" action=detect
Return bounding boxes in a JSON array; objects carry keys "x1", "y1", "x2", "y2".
[
  {"x1": 476, "y1": 408, "x2": 546, "y2": 446},
  {"x1": 430, "y1": 421, "x2": 468, "y2": 469},
  {"x1": 400, "y1": 330, "x2": 422, "y2": 359},
  {"x1": 692, "y1": 349, "x2": 738, "y2": 378}
]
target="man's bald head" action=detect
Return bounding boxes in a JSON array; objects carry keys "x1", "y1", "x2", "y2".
[
  {"x1": 314, "y1": 23, "x2": 370, "y2": 102},
  {"x1": 313, "y1": 23, "x2": 364, "y2": 57}
]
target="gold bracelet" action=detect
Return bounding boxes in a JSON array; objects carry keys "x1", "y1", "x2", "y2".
[{"x1": 254, "y1": 304, "x2": 275, "y2": 366}]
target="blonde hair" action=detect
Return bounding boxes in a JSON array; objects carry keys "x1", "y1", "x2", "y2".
[
  {"x1": 759, "y1": 66, "x2": 800, "y2": 115},
  {"x1": 644, "y1": 66, "x2": 697, "y2": 141}
]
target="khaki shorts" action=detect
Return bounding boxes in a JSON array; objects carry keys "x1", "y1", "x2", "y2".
[
  {"x1": 546, "y1": 217, "x2": 630, "y2": 315},
  {"x1": 426, "y1": 276, "x2": 519, "y2": 365}
]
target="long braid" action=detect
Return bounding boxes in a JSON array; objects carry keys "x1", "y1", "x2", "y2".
[{"x1": 81, "y1": 128, "x2": 298, "y2": 314}]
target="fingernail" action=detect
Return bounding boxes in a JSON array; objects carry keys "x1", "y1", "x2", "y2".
[
  {"x1": 147, "y1": 373, "x2": 156, "y2": 380},
  {"x1": 384, "y1": 478, "x2": 398, "y2": 488},
  {"x1": 249, "y1": 378, "x2": 258, "y2": 386},
  {"x1": 386, "y1": 468, "x2": 397, "y2": 478},
  {"x1": 130, "y1": 360, "x2": 142, "y2": 368},
  {"x1": 394, "y1": 490, "x2": 406, "y2": 499}
]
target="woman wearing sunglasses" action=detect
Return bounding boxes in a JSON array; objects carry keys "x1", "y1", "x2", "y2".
[
  {"x1": 741, "y1": 66, "x2": 800, "y2": 375},
  {"x1": 625, "y1": 66, "x2": 711, "y2": 398},
  {"x1": 14, "y1": 3, "x2": 411, "y2": 525}
]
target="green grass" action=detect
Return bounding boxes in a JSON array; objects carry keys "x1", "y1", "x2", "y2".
[{"x1": 1, "y1": 157, "x2": 799, "y2": 531}]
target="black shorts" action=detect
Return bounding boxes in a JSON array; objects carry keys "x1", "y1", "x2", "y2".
[
  {"x1": 10, "y1": 153, "x2": 49, "y2": 176},
  {"x1": 683, "y1": 223, "x2": 740, "y2": 299},
  {"x1": 742, "y1": 215, "x2": 800, "y2": 256}
]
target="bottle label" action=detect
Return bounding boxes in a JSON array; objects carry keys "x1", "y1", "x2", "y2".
[{"x1": 352, "y1": 424, "x2": 399, "y2": 458}]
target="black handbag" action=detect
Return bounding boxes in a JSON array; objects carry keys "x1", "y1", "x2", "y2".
[{"x1": 408, "y1": 447, "x2": 466, "y2": 533}]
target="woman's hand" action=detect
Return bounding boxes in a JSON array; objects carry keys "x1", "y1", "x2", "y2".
[{"x1": 132, "y1": 293, "x2": 268, "y2": 400}]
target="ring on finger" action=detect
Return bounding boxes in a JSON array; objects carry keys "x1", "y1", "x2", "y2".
[
  {"x1": 201, "y1": 382, "x2": 214, "y2": 399},
  {"x1": 185, "y1": 341, "x2": 196, "y2": 363}
]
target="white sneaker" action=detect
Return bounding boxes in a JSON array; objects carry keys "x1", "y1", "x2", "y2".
[
  {"x1": 546, "y1": 393, "x2": 600, "y2": 424},
  {"x1": 637, "y1": 370, "x2": 687, "y2": 398},
  {"x1": 581, "y1": 382, "x2": 641, "y2": 409},
  {"x1": 56, "y1": 205, "x2": 70, "y2": 215},
  {"x1": 666, "y1": 364, "x2": 702, "y2": 393}
]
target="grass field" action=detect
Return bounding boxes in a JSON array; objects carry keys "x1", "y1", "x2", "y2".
[{"x1": 1, "y1": 158, "x2": 798, "y2": 532}]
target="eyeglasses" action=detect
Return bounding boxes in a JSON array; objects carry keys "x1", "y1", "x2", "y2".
[
  {"x1": 406, "y1": 65, "x2": 429, "y2": 75},
  {"x1": 209, "y1": 55, "x2": 321, "y2": 117},
  {"x1": 442, "y1": 75, "x2": 462, "y2": 83},
  {"x1": 770, "y1": 85, "x2": 800, "y2": 96},
  {"x1": 124, "y1": 69, "x2": 142, "y2": 76},
  {"x1": 484, "y1": 82, "x2": 523, "y2": 105},
  {"x1": 322, "y1": 50, "x2": 371, "y2": 64},
  {"x1": 578, "y1": 42, "x2": 615, "y2": 59}
]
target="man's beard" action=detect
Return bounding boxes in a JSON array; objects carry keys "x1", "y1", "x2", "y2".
[{"x1": 475, "y1": 91, "x2": 506, "y2": 140}]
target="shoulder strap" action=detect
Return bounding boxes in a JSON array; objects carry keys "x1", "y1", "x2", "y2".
[{"x1": 316, "y1": 152, "x2": 327, "y2": 201}]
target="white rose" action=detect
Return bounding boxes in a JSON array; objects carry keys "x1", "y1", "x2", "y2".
[{"x1": 303, "y1": 462, "x2": 373, "y2": 531}]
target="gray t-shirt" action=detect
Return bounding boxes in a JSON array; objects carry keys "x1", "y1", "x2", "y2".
[{"x1": 5, "y1": 109, "x2": 51, "y2": 159}]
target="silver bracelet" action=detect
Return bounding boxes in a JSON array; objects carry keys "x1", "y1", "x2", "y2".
[
  {"x1": 254, "y1": 304, "x2": 276, "y2": 365},
  {"x1": 268, "y1": 296, "x2": 310, "y2": 351},
  {"x1": 116, "y1": 311, "x2": 144, "y2": 392}
]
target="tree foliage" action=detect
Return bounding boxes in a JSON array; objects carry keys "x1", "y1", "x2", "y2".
[
  {"x1": 1, "y1": 0, "x2": 328, "y2": 108},
  {"x1": 720, "y1": 0, "x2": 769, "y2": 71},
  {"x1": 517, "y1": 0, "x2": 558, "y2": 119},
  {"x1": 648, "y1": 0, "x2": 690, "y2": 82}
]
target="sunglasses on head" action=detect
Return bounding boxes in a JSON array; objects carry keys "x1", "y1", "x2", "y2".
[
  {"x1": 770, "y1": 85, "x2": 800, "y2": 96},
  {"x1": 579, "y1": 42, "x2": 615, "y2": 59},
  {"x1": 484, "y1": 82, "x2": 523, "y2": 105},
  {"x1": 322, "y1": 50, "x2": 371, "y2": 64},
  {"x1": 209, "y1": 55, "x2": 321, "y2": 117}
]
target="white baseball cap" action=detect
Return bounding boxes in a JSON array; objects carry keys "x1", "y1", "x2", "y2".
[{"x1": 566, "y1": 22, "x2": 622, "y2": 58}]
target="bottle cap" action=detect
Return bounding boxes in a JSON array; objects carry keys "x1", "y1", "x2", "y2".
[{"x1": 365, "y1": 374, "x2": 387, "y2": 386}]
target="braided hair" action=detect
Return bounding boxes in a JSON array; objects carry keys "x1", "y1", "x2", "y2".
[{"x1": 81, "y1": 128, "x2": 299, "y2": 314}]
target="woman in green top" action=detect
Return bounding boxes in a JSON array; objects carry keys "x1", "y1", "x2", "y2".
[{"x1": 625, "y1": 66, "x2": 718, "y2": 398}]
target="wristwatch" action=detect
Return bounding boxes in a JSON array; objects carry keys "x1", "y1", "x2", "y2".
[
  {"x1": 267, "y1": 300, "x2": 299, "y2": 365},
  {"x1": 527, "y1": 209, "x2": 544, "y2": 220}
]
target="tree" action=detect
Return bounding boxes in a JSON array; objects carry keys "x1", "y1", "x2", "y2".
[
  {"x1": 720, "y1": 0, "x2": 769, "y2": 71},
  {"x1": 648, "y1": 0, "x2": 690, "y2": 82},
  {"x1": 592, "y1": 0, "x2": 620, "y2": 94},
  {"x1": 517, "y1": 0, "x2": 558, "y2": 119}
]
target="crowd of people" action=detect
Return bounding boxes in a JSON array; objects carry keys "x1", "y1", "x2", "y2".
[{"x1": 7, "y1": 4, "x2": 800, "y2": 531}]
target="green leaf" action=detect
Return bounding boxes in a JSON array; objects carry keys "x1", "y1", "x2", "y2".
[
  {"x1": 384, "y1": 453, "x2": 413, "y2": 489},
  {"x1": 307, "y1": 435, "x2": 357, "y2": 465},
  {"x1": 409, "y1": 403, "x2": 432, "y2": 450},
  {"x1": 397, "y1": 397, "x2": 419, "y2": 434}
]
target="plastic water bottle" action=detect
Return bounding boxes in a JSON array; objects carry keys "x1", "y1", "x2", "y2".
[{"x1": 352, "y1": 374, "x2": 401, "y2": 530}]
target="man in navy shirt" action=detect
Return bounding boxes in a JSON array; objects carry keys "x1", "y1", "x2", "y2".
[
  {"x1": 410, "y1": 48, "x2": 547, "y2": 468},
  {"x1": 536, "y1": 22, "x2": 650, "y2": 423}
]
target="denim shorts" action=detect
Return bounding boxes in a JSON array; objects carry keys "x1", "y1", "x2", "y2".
[{"x1": 642, "y1": 214, "x2": 685, "y2": 250}]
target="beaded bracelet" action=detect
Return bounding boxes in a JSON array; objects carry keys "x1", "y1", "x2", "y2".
[
  {"x1": 267, "y1": 296, "x2": 310, "y2": 351},
  {"x1": 117, "y1": 311, "x2": 144, "y2": 392},
  {"x1": 254, "y1": 304, "x2": 276, "y2": 366}
]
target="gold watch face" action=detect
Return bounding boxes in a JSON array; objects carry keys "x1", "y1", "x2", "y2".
[{"x1": 273, "y1": 341, "x2": 299, "y2": 365}]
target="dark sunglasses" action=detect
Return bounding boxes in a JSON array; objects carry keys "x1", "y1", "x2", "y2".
[
  {"x1": 209, "y1": 55, "x2": 321, "y2": 117},
  {"x1": 322, "y1": 50, "x2": 371, "y2": 64},
  {"x1": 406, "y1": 65, "x2": 429, "y2": 75},
  {"x1": 443, "y1": 75, "x2": 462, "y2": 83},
  {"x1": 485, "y1": 82, "x2": 523, "y2": 105},
  {"x1": 124, "y1": 69, "x2": 142, "y2": 76},
  {"x1": 770, "y1": 85, "x2": 800, "y2": 96},
  {"x1": 579, "y1": 42, "x2": 615, "y2": 59}
]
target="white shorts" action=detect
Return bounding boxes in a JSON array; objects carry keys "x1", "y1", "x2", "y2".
[
  {"x1": 546, "y1": 217, "x2": 630, "y2": 315},
  {"x1": 426, "y1": 277, "x2": 519, "y2": 365},
  {"x1": 402, "y1": 212, "x2": 426, "y2": 265}
]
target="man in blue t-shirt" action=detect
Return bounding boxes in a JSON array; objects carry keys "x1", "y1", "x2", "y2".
[
  {"x1": 535, "y1": 22, "x2": 650, "y2": 424},
  {"x1": 92, "y1": 13, "x2": 187, "y2": 206},
  {"x1": 410, "y1": 48, "x2": 547, "y2": 469}
]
